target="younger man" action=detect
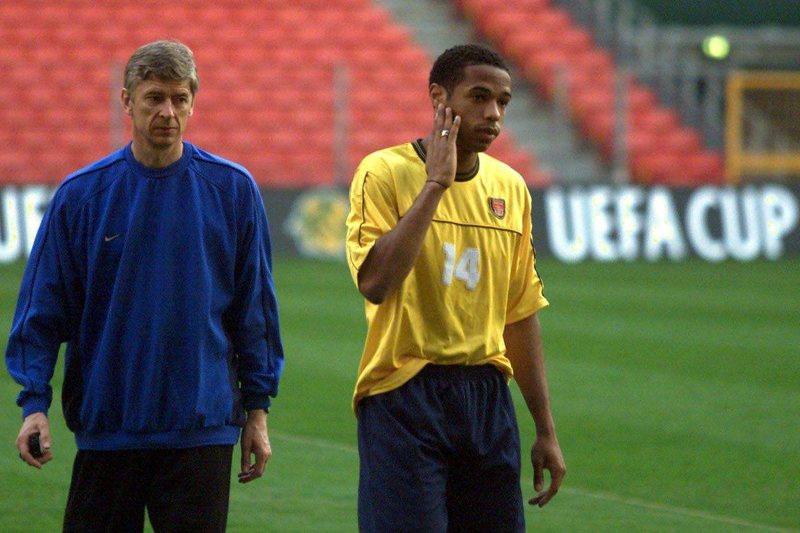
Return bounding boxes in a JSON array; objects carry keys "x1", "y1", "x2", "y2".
[{"x1": 346, "y1": 44, "x2": 566, "y2": 531}]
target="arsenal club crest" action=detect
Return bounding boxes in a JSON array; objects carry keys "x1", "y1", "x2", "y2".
[{"x1": 489, "y1": 197, "x2": 506, "y2": 219}]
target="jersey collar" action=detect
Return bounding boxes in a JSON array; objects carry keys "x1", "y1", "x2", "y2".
[{"x1": 411, "y1": 139, "x2": 480, "y2": 182}]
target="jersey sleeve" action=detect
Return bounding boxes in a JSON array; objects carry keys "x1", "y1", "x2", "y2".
[
  {"x1": 345, "y1": 155, "x2": 399, "y2": 287},
  {"x1": 506, "y1": 186, "x2": 549, "y2": 324}
]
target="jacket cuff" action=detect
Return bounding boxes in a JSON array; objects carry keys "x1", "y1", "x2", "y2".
[
  {"x1": 21, "y1": 397, "x2": 49, "y2": 419},
  {"x1": 243, "y1": 395, "x2": 271, "y2": 413}
]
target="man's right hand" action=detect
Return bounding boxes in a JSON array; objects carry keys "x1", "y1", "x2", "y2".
[
  {"x1": 425, "y1": 103, "x2": 461, "y2": 189},
  {"x1": 17, "y1": 412, "x2": 53, "y2": 468}
]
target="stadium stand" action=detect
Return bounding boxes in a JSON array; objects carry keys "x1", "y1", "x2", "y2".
[
  {"x1": 0, "y1": 0, "x2": 548, "y2": 187},
  {"x1": 453, "y1": 0, "x2": 726, "y2": 185}
]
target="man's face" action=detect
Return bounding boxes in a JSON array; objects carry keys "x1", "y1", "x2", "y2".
[
  {"x1": 443, "y1": 64, "x2": 511, "y2": 154},
  {"x1": 122, "y1": 78, "x2": 194, "y2": 153}
]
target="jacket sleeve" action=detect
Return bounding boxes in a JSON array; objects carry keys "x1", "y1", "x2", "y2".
[
  {"x1": 5, "y1": 191, "x2": 79, "y2": 418},
  {"x1": 227, "y1": 179, "x2": 285, "y2": 411}
]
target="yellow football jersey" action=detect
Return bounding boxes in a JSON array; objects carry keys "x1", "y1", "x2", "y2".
[{"x1": 346, "y1": 140, "x2": 548, "y2": 409}]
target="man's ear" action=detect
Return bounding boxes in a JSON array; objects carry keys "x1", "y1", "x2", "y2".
[
  {"x1": 429, "y1": 83, "x2": 448, "y2": 108},
  {"x1": 120, "y1": 88, "x2": 132, "y2": 116}
]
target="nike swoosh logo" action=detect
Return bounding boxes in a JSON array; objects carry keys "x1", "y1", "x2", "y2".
[{"x1": 104, "y1": 234, "x2": 121, "y2": 242}]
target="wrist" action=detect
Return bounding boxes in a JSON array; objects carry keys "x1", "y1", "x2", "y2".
[
  {"x1": 247, "y1": 408, "x2": 268, "y2": 419},
  {"x1": 535, "y1": 422, "x2": 557, "y2": 439},
  {"x1": 425, "y1": 179, "x2": 448, "y2": 190}
]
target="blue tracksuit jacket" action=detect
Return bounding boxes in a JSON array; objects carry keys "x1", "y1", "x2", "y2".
[{"x1": 5, "y1": 142, "x2": 284, "y2": 450}]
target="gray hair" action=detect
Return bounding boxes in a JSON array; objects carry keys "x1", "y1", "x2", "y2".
[{"x1": 124, "y1": 40, "x2": 199, "y2": 95}]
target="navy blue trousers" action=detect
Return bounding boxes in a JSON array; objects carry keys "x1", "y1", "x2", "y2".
[
  {"x1": 63, "y1": 445, "x2": 233, "y2": 532},
  {"x1": 357, "y1": 364, "x2": 525, "y2": 533}
]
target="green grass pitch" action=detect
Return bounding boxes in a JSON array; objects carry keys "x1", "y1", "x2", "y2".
[{"x1": 1, "y1": 256, "x2": 798, "y2": 531}]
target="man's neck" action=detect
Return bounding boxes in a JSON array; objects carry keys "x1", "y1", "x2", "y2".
[{"x1": 131, "y1": 142, "x2": 183, "y2": 169}]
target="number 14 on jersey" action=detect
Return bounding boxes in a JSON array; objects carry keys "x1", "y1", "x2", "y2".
[{"x1": 442, "y1": 242, "x2": 480, "y2": 290}]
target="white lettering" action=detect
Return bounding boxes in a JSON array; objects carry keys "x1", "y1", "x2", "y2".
[
  {"x1": 686, "y1": 187, "x2": 725, "y2": 261},
  {"x1": 760, "y1": 185, "x2": 799, "y2": 259},
  {"x1": 0, "y1": 187, "x2": 22, "y2": 262},
  {"x1": 644, "y1": 187, "x2": 686, "y2": 261},
  {"x1": 588, "y1": 187, "x2": 617, "y2": 261},
  {"x1": 721, "y1": 187, "x2": 760, "y2": 261},
  {"x1": 545, "y1": 188, "x2": 588, "y2": 263},
  {"x1": 615, "y1": 187, "x2": 644, "y2": 261},
  {"x1": 22, "y1": 187, "x2": 50, "y2": 256}
]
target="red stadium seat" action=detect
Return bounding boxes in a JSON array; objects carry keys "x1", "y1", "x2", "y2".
[
  {"x1": 453, "y1": 0, "x2": 722, "y2": 185},
  {"x1": 626, "y1": 129, "x2": 660, "y2": 160},
  {"x1": 631, "y1": 151, "x2": 684, "y2": 184},
  {"x1": 502, "y1": 30, "x2": 551, "y2": 66},
  {"x1": 661, "y1": 128, "x2": 703, "y2": 154},
  {"x1": 682, "y1": 151, "x2": 726, "y2": 184},
  {"x1": 0, "y1": 0, "x2": 550, "y2": 186},
  {"x1": 627, "y1": 83, "x2": 658, "y2": 115},
  {"x1": 569, "y1": 86, "x2": 613, "y2": 122},
  {"x1": 632, "y1": 107, "x2": 681, "y2": 135}
]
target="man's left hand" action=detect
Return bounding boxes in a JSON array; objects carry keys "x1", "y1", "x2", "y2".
[
  {"x1": 528, "y1": 434, "x2": 566, "y2": 507},
  {"x1": 239, "y1": 409, "x2": 271, "y2": 484}
]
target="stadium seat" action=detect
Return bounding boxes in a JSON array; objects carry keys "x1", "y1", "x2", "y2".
[
  {"x1": 454, "y1": 0, "x2": 726, "y2": 185},
  {"x1": 626, "y1": 129, "x2": 660, "y2": 157},
  {"x1": 681, "y1": 151, "x2": 726, "y2": 184},
  {"x1": 502, "y1": 30, "x2": 551, "y2": 66},
  {"x1": 631, "y1": 151, "x2": 684, "y2": 184},
  {"x1": 632, "y1": 107, "x2": 681, "y2": 134},
  {"x1": 627, "y1": 83, "x2": 658, "y2": 115},
  {"x1": 569, "y1": 86, "x2": 614, "y2": 123},
  {"x1": 662, "y1": 128, "x2": 703, "y2": 154},
  {"x1": 559, "y1": 27, "x2": 595, "y2": 56},
  {"x1": 0, "y1": 0, "x2": 548, "y2": 187}
]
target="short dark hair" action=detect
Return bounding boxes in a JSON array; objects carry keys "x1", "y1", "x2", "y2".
[{"x1": 429, "y1": 44, "x2": 510, "y2": 95}]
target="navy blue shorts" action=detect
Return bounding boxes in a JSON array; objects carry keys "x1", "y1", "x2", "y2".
[{"x1": 357, "y1": 364, "x2": 525, "y2": 533}]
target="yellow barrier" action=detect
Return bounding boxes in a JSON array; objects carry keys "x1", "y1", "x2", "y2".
[{"x1": 726, "y1": 71, "x2": 800, "y2": 183}]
